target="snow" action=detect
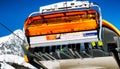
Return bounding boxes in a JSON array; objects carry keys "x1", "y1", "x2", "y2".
[
  {"x1": 0, "y1": 55, "x2": 36, "y2": 69},
  {"x1": 0, "y1": 62, "x2": 15, "y2": 69},
  {"x1": 0, "y1": 29, "x2": 36, "y2": 69},
  {"x1": 0, "y1": 35, "x2": 9, "y2": 44}
]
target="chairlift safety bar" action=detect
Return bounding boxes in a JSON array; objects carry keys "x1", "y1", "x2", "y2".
[{"x1": 40, "y1": 1, "x2": 91, "y2": 13}]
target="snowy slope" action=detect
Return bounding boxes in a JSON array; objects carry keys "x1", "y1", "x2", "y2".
[
  {"x1": 0, "y1": 29, "x2": 26, "y2": 56},
  {"x1": 0, "y1": 29, "x2": 36, "y2": 69}
]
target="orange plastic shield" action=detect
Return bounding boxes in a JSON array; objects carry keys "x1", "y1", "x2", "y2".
[{"x1": 24, "y1": 10, "x2": 99, "y2": 36}]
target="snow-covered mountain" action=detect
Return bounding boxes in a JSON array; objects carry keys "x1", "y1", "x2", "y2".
[
  {"x1": 0, "y1": 29, "x2": 27, "y2": 56},
  {"x1": 0, "y1": 29, "x2": 36, "y2": 69}
]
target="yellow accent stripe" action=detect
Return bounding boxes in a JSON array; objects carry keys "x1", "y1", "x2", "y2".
[
  {"x1": 24, "y1": 55, "x2": 29, "y2": 63},
  {"x1": 98, "y1": 40, "x2": 103, "y2": 46},
  {"x1": 102, "y1": 20, "x2": 120, "y2": 36},
  {"x1": 26, "y1": 45, "x2": 30, "y2": 50},
  {"x1": 91, "y1": 41, "x2": 96, "y2": 47}
]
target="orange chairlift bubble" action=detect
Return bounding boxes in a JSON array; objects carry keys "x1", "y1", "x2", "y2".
[{"x1": 24, "y1": 10, "x2": 99, "y2": 37}]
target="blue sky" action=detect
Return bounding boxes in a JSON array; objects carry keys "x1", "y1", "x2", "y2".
[{"x1": 0, "y1": 0, "x2": 120, "y2": 37}]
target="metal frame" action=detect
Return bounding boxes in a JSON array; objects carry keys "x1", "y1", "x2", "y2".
[{"x1": 30, "y1": 30, "x2": 98, "y2": 48}]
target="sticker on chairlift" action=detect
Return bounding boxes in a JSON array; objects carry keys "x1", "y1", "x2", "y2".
[{"x1": 46, "y1": 34, "x2": 61, "y2": 40}]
